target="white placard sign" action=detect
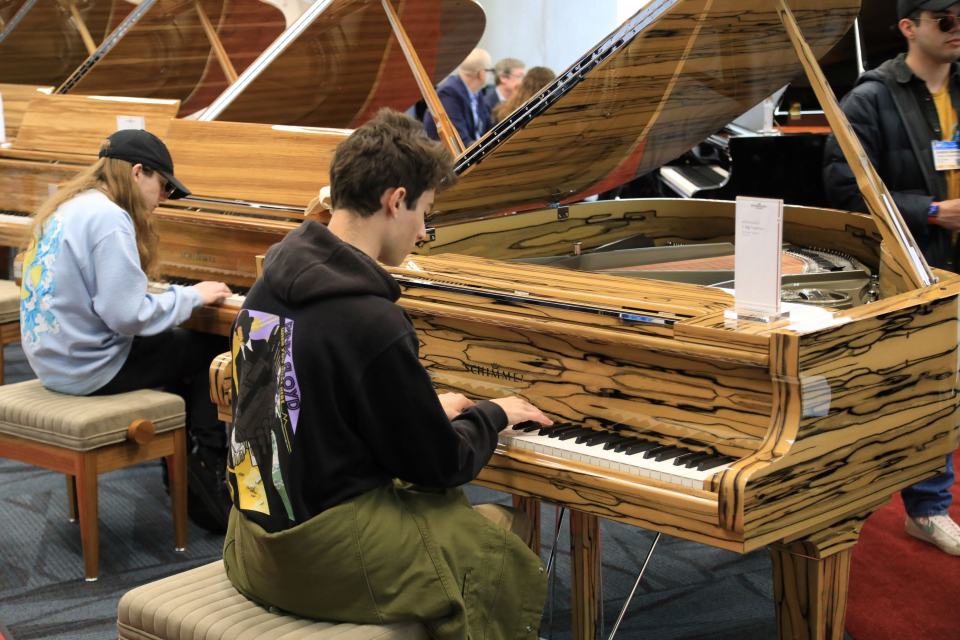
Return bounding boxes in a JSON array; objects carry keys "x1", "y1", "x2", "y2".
[
  {"x1": 116, "y1": 115, "x2": 146, "y2": 131},
  {"x1": 733, "y1": 196, "x2": 784, "y2": 318}
]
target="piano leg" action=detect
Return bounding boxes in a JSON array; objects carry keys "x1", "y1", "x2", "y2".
[
  {"x1": 770, "y1": 546, "x2": 850, "y2": 640},
  {"x1": 769, "y1": 499, "x2": 888, "y2": 640},
  {"x1": 513, "y1": 495, "x2": 541, "y2": 554},
  {"x1": 569, "y1": 510, "x2": 600, "y2": 640}
]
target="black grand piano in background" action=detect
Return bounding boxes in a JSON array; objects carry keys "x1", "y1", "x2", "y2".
[{"x1": 613, "y1": 2, "x2": 901, "y2": 208}]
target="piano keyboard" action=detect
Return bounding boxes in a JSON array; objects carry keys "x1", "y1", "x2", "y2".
[
  {"x1": 148, "y1": 279, "x2": 248, "y2": 308},
  {"x1": 0, "y1": 213, "x2": 30, "y2": 226},
  {"x1": 499, "y1": 422, "x2": 736, "y2": 490}
]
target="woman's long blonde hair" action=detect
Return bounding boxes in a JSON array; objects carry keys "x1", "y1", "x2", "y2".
[
  {"x1": 25, "y1": 139, "x2": 160, "y2": 275},
  {"x1": 491, "y1": 66, "x2": 557, "y2": 126}
]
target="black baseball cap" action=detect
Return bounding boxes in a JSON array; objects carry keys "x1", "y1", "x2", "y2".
[
  {"x1": 899, "y1": 0, "x2": 960, "y2": 20},
  {"x1": 99, "y1": 129, "x2": 191, "y2": 199}
]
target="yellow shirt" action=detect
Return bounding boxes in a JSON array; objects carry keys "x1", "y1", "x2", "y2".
[{"x1": 931, "y1": 83, "x2": 960, "y2": 200}]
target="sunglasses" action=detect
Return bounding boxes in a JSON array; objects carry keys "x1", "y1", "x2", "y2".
[
  {"x1": 150, "y1": 169, "x2": 177, "y2": 198},
  {"x1": 919, "y1": 14, "x2": 960, "y2": 32}
]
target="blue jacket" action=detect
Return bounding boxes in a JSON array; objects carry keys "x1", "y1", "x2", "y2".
[
  {"x1": 482, "y1": 87, "x2": 502, "y2": 117},
  {"x1": 424, "y1": 75, "x2": 489, "y2": 147}
]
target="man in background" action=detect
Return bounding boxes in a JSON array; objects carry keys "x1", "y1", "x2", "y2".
[
  {"x1": 424, "y1": 48, "x2": 493, "y2": 147},
  {"x1": 823, "y1": 0, "x2": 960, "y2": 555},
  {"x1": 482, "y1": 57, "x2": 526, "y2": 115}
]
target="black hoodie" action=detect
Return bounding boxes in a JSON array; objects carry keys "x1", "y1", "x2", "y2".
[{"x1": 227, "y1": 220, "x2": 507, "y2": 533}]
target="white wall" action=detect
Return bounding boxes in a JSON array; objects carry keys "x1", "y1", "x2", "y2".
[{"x1": 475, "y1": 0, "x2": 620, "y2": 76}]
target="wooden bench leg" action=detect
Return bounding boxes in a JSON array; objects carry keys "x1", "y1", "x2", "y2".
[
  {"x1": 512, "y1": 496, "x2": 541, "y2": 555},
  {"x1": 166, "y1": 428, "x2": 188, "y2": 551},
  {"x1": 65, "y1": 474, "x2": 79, "y2": 522},
  {"x1": 75, "y1": 451, "x2": 99, "y2": 581}
]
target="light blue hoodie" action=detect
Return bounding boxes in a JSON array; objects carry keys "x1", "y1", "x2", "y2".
[{"x1": 20, "y1": 189, "x2": 203, "y2": 394}]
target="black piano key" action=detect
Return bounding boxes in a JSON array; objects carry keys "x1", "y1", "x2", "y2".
[
  {"x1": 534, "y1": 423, "x2": 571, "y2": 436},
  {"x1": 574, "y1": 430, "x2": 606, "y2": 444},
  {"x1": 676, "y1": 452, "x2": 714, "y2": 467},
  {"x1": 697, "y1": 457, "x2": 735, "y2": 472},
  {"x1": 511, "y1": 421, "x2": 541, "y2": 432},
  {"x1": 558, "y1": 428, "x2": 596, "y2": 441},
  {"x1": 582, "y1": 432, "x2": 623, "y2": 447},
  {"x1": 547, "y1": 424, "x2": 581, "y2": 438},
  {"x1": 672, "y1": 451, "x2": 702, "y2": 465},
  {"x1": 604, "y1": 437, "x2": 637, "y2": 451},
  {"x1": 622, "y1": 440, "x2": 661, "y2": 455},
  {"x1": 616, "y1": 439, "x2": 656, "y2": 454},
  {"x1": 641, "y1": 444, "x2": 672, "y2": 458},
  {"x1": 653, "y1": 447, "x2": 688, "y2": 462}
]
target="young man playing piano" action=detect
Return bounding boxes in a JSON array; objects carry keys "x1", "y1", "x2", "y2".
[
  {"x1": 223, "y1": 109, "x2": 552, "y2": 640},
  {"x1": 20, "y1": 129, "x2": 235, "y2": 530},
  {"x1": 823, "y1": 0, "x2": 960, "y2": 555}
]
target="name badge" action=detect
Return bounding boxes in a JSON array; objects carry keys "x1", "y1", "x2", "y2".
[{"x1": 933, "y1": 141, "x2": 960, "y2": 170}]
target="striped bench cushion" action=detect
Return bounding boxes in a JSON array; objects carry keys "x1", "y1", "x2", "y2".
[
  {"x1": 0, "y1": 278, "x2": 19, "y2": 324},
  {"x1": 0, "y1": 380, "x2": 184, "y2": 451},
  {"x1": 118, "y1": 562, "x2": 429, "y2": 640}
]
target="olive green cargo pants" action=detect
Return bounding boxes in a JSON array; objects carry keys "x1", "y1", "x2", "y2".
[{"x1": 223, "y1": 482, "x2": 548, "y2": 640}]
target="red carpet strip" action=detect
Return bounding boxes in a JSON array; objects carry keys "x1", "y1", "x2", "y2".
[{"x1": 845, "y1": 484, "x2": 960, "y2": 640}]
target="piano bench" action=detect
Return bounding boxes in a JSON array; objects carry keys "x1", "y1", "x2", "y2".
[
  {"x1": 0, "y1": 381, "x2": 188, "y2": 580},
  {"x1": 0, "y1": 278, "x2": 20, "y2": 385},
  {"x1": 118, "y1": 561, "x2": 430, "y2": 640}
]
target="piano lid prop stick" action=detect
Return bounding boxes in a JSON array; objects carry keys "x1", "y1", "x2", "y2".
[
  {"x1": 545, "y1": 506, "x2": 566, "y2": 640},
  {"x1": 606, "y1": 532, "x2": 661, "y2": 640},
  {"x1": 381, "y1": 0, "x2": 465, "y2": 158},
  {"x1": 65, "y1": 0, "x2": 97, "y2": 55},
  {"x1": 195, "y1": 1, "x2": 239, "y2": 83},
  {"x1": 774, "y1": 0, "x2": 934, "y2": 294}
]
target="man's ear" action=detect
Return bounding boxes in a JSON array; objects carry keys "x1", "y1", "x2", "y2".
[
  {"x1": 900, "y1": 17, "x2": 918, "y2": 40},
  {"x1": 384, "y1": 187, "x2": 407, "y2": 218},
  {"x1": 131, "y1": 163, "x2": 144, "y2": 180}
]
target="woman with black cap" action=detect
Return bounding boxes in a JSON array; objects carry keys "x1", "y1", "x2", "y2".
[{"x1": 20, "y1": 129, "x2": 234, "y2": 530}]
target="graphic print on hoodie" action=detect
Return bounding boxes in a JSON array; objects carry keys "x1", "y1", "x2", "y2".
[
  {"x1": 227, "y1": 220, "x2": 508, "y2": 534},
  {"x1": 230, "y1": 309, "x2": 298, "y2": 519}
]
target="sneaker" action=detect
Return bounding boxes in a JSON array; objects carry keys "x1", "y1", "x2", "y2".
[{"x1": 905, "y1": 514, "x2": 960, "y2": 556}]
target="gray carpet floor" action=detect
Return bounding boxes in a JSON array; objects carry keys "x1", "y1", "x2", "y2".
[{"x1": 0, "y1": 343, "x2": 851, "y2": 640}]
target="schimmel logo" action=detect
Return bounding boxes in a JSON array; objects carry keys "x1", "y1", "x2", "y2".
[
  {"x1": 179, "y1": 250, "x2": 216, "y2": 263},
  {"x1": 466, "y1": 363, "x2": 524, "y2": 383}
]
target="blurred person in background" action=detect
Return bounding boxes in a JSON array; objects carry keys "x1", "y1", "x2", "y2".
[
  {"x1": 482, "y1": 57, "x2": 526, "y2": 115},
  {"x1": 490, "y1": 66, "x2": 556, "y2": 126},
  {"x1": 424, "y1": 48, "x2": 493, "y2": 147}
]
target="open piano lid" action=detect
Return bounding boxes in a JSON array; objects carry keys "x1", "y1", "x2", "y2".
[
  {"x1": 0, "y1": 0, "x2": 133, "y2": 87},
  {"x1": 432, "y1": 0, "x2": 860, "y2": 222},
  {"x1": 199, "y1": 0, "x2": 485, "y2": 128},
  {"x1": 55, "y1": 0, "x2": 287, "y2": 117}
]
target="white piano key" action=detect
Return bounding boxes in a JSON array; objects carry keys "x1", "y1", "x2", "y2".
[{"x1": 496, "y1": 428, "x2": 730, "y2": 491}]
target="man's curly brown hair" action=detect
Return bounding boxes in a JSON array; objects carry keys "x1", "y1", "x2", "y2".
[{"x1": 329, "y1": 109, "x2": 458, "y2": 217}]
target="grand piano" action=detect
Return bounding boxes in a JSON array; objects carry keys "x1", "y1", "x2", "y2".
[
  {"x1": 186, "y1": 1, "x2": 957, "y2": 639},
  {"x1": 0, "y1": 0, "x2": 134, "y2": 87},
  {"x1": 0, "y1": 0, "x2": 487, "y2": 273},
  {"x1": 55, "y1": 0, "x2": 485, "y2": 126},
  {"x1": 4, "y1": 1, "x2": 958, "y2": 638}
]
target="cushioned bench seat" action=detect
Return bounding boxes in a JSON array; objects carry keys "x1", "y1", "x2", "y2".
[
  {"x1": 0, "y1": 380, "x2": 188, "y2": 579},
  {"x1": 118, "y1": 561, "x2": 430, "y2": 640},
  {"x1": 0, "y1": 380, "x2": 185, "y2": 450},
  {"x1": 0, "y1": 278, "x2": 19, "y2": 324},
  {"x1": 0, "y1": 278, "x2": 21, "y2": 384}
]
